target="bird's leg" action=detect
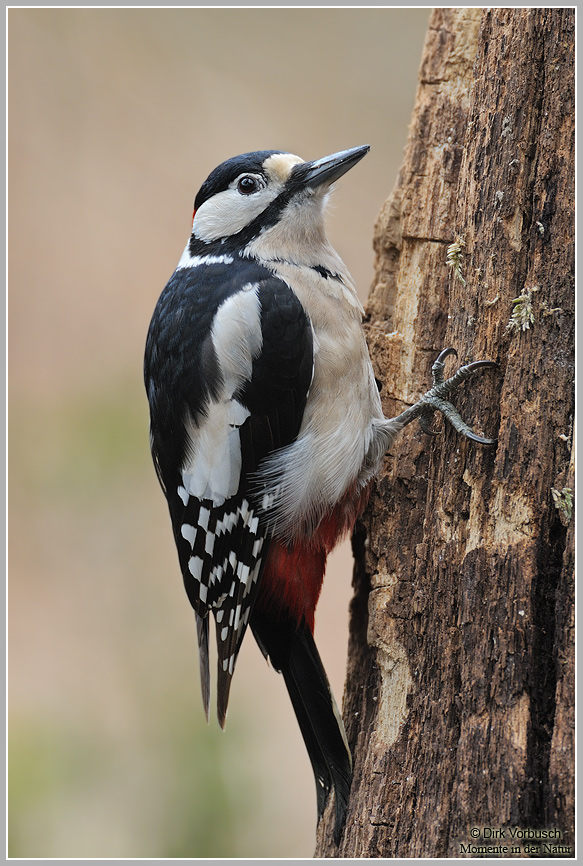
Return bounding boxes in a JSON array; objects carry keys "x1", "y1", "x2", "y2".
[{"x1": 391, "y1": 347, "x2": 498, "y2": 445}]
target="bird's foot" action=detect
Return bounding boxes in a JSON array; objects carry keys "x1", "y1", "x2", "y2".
[{"x1": 393, "y1": 348, "x2": 498, "y2": 445}]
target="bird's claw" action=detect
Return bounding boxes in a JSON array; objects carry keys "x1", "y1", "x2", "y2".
[
  {"x1": 393, "y1": 348, "x2": 499, "y2": 446},
  {"x1": 430, "y1": 346, "x2": 458, "y2": 385},
  {"x1": 418, "y1": 409, "x2": 441, "y2": 437}
]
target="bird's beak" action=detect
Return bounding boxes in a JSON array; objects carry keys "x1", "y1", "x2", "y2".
[{"x1": 294, "y1": 145, "x2": 370, "y2": 190}]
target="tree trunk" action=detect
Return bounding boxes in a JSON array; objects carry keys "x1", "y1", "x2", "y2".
[{"x1": 316, "y1": 8, "x2": 574, "y2": 858}]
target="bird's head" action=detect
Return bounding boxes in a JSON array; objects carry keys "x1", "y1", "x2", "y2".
[{"x1": 188, "y1": 146, "x2": 370, "y2": 260}]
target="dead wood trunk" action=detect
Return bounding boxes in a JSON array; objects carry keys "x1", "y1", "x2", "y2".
[{"x1": 316, "y1": 8, "x2": 574, "y2": 858}]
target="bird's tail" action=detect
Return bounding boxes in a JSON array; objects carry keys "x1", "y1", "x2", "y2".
[{"x1": 251, "y1": 612, "x2": 352, "y2": 843}]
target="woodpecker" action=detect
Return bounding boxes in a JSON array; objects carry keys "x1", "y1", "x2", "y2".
[{"x1": 144, "y1": 145, "x2": 496, "y2": 841}]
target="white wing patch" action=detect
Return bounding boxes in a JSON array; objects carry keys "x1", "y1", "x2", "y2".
[
  {"x1": 181, "y1": 286, "x2": 262, "y2": 506},
  {"x1": 210, "y1": 285, "x2": 263, "y2": 390},
  {"x1": 182, "y1": 398, "x2": 249, "y2": 504}
]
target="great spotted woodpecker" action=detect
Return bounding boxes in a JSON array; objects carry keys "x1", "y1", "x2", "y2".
[{"x1": 144, "y1": 145, "x2": 496, "y2": 841}]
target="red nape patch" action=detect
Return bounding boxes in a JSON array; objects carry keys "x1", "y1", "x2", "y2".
[
  {"x1": 256, "y1": 483, "x2": 373, "y2": 633},
  {"x1": 192, "y1": 209, "x2": 196, "y2": 223}
]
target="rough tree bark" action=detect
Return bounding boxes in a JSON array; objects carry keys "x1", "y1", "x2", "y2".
[{"x1": 316, "y1": 8, "x2": 574, "y2": 858}]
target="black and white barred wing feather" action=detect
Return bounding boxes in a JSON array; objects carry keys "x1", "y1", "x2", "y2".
[
  {"x1": 145, "y1": 260, "x2": 313, "y2": 725},
  {"x1": 178, "y1": 490, "x2": 266, "y2": 725}
]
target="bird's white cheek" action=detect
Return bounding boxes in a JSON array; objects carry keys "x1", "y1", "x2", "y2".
[{"x1": 193, "y1": 189, "x2": 278, "y2": 242}]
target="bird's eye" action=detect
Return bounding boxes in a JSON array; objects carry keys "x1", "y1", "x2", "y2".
[{"x1": 237, "y1": 175, "x2": 260, "y2": 195}]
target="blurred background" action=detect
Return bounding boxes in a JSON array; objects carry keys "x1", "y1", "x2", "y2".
[{"x1": 8, "y1": 8, "x2": 429, "y2": 858}]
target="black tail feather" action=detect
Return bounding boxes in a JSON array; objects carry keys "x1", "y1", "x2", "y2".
[
  {"x1": 195, "y1": 612, "x2": 210, "y2": 722},
  {"x1": 251, "y1": 613, "x2": 352, "y2": 843}
]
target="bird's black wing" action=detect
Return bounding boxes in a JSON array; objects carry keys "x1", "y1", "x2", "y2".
[{"x1": 144, "y1": 256, "x2": 313, "y2": 723}]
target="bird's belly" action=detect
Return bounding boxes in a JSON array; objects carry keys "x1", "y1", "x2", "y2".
[{"x1": 254, "y1": 352, "x2": 382, "y2": 543}]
